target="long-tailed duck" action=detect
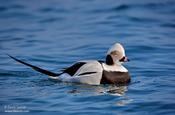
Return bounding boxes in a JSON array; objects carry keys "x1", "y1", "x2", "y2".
[{"x1": 8, "y1": 43, "x2": 130, "y2": 85}]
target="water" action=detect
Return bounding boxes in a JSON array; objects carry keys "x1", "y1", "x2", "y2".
[{"x1": 0, "y1": 0, "x2": 175, "y2": 114}]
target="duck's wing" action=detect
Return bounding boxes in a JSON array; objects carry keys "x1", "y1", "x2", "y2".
[
  {"x1": 64, "y1": 61, "x2": 103, "y2": 85},
  {"x1": 8, "y1": 54, "x2": 60, "y2": 76},
  {"x1": 61, "y1": 62, "x2": 86, "y2": 76}
]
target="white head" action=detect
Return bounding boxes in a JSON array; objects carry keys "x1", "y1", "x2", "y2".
[{"x1": 106, "y1": 43, "x2": 129, "y2": 65}]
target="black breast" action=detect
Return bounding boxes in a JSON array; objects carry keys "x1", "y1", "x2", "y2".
[{"x1": 100, "y1": 70, "x2": 131, "y2": 85}]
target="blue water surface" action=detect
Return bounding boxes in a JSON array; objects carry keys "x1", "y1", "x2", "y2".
[{"x1": 0, "y1": 0, "x2": 175, "y2": 114}]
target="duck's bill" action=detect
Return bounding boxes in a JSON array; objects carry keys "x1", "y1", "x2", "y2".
[{"x1": 119, "y1": 56, "x2": 130, "y2": 62}]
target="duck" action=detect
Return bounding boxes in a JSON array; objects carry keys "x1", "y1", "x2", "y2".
[{"x1": 8, "y1": 43, "x2": 131, "y2": 85}]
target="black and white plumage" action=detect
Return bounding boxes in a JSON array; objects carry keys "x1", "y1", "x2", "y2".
[{"x1": 8, "y1": 43, "x2": 131, "y2": 85}]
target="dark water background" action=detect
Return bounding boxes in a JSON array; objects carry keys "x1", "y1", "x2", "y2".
[{"x1": 0, "y1": 0, "x2": 175, "y2": 114}]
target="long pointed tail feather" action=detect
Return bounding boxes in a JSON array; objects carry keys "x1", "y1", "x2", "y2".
[{"x1": 8, "y1": 54, "x2": 60, "y2": 77}]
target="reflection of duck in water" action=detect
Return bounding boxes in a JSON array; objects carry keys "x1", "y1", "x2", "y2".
[
  {"x1": 105, "y1": 85, "x2": 128, "y2": 96},
  {"x1": 68, "y1": 84, "x2": 128, "y2": 97},
  {"x1": 8, "y1": 43, "x2": 130, "y2": 85}
]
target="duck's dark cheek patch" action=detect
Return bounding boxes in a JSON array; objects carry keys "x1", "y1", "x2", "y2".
[{"x1": 106, "y1": 55, "x2": 114, "y2": 65}]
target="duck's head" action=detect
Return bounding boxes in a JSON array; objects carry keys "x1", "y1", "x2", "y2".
[{"x1": 106, "y1": 43, "x2": 129, "y2": 65}]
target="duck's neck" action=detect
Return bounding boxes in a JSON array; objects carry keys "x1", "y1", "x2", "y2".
[{"x1": 102, "y1": 63, "x2": 128, "y2": 72}]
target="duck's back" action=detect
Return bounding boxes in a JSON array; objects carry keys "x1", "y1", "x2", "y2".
[{"x1": 59, "y1": 61, "x2": 130, "y2": 85}]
